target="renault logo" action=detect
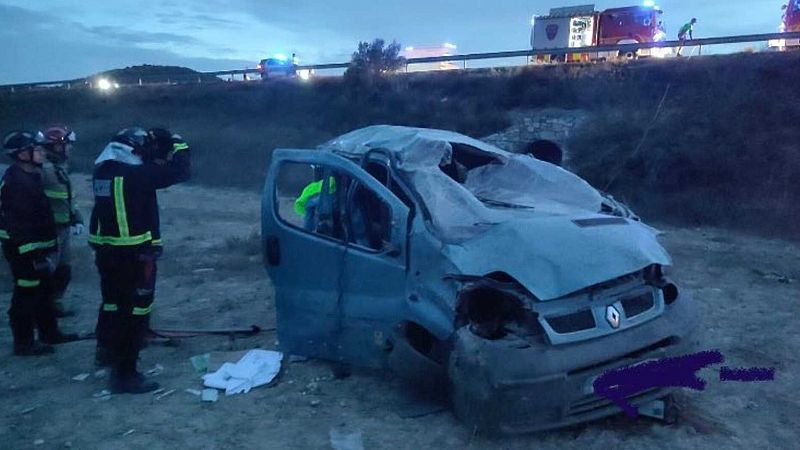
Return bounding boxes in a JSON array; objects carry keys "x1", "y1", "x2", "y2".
[{"x1": 606, "y1": 305, "x2": 621, "y2": 329}]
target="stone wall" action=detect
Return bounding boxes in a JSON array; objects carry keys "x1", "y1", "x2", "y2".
[{"x1": 481, "y1": 108, "x2": 588, "y2": 167}]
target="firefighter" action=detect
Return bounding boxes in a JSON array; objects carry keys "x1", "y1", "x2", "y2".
[
  {"x1": 36, "y1": 126, "x2": 84, "y2": 318},
  {"x1": 1, "y1": 131, "x2": 78, "y2": 356},
  {"x1": 90, "y1": 127, "x2": 190, "y2": 393},
  {"x1": 677, "y1": 18, "x2": 697, "y2": 56}
]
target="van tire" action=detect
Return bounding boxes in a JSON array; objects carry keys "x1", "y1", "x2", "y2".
[{"x1": 447, "y1": 331, "x2": 502, "y2": 435}]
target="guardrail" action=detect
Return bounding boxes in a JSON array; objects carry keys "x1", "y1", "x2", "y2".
[{"x1": 3, "y1": 31, "x2": 799, "y2": 92}]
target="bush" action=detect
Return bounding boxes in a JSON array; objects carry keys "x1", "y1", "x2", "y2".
[{"x1": 344, "y1": 39, "x2": 406, "y2": 90}]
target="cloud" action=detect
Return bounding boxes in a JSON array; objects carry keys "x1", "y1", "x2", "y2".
[
  {"x1": 155, "y1": 11, "x2": 242, "y2": 28},
  {"x1": 77, "y1": 25, "x2": 202, "y2": 46},
  {"x1": 0, "y1": 4, "x2": 250, "y2": 84}
]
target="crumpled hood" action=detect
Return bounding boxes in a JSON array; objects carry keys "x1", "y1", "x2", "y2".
[{"x1": 443, "y1": 215, "x2": 671, "y2": 301}]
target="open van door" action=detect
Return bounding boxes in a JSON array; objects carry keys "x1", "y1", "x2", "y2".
[{"x1": 262, "y1": 149, "x2": 410, "y2": 368}]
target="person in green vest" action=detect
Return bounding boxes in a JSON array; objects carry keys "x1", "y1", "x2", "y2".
[
  {"x1": 677, "y1": 18, "x2": 697, "y2": 57},
  {"x1": 36, "y1": 126, "x2": 84, "y2": 318},
  {"x1": 295, "y1": 176, "x2": 336, "y2": 230}
]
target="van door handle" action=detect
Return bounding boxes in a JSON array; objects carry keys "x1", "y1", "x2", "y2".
[{"x1": 265, "y1": 236, "x2": 280, "y2": 266}]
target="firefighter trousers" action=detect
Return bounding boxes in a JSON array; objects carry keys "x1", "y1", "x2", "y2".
[
  {"x1": 94, "y1": 251, "x2": 156, "y2": 378},
  {"x1": 1, "y1": 244, "x2": 59, "y2": 349},
  {"x1": 52, "y1": 227, "x2": 72, "y2": 301}
]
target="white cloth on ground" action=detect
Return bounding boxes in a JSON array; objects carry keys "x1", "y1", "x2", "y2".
[{"x1": 202, "y1": 349, "x2": 283, "y2": 395}]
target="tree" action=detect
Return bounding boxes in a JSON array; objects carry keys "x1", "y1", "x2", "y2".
[{"x1": 344, "y1": 39, "x2": 406, "y2": 83}]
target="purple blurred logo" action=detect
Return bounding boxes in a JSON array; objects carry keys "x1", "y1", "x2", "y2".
[{"x1": 592, "y1": 350, "x2": 775, "y2": 417}]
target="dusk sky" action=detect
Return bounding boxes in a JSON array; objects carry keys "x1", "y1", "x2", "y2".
[{"x1": 0, "y1": 0, "x2": 787, "y2": 84}]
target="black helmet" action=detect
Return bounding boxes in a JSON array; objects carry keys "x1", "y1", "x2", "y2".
[
  {"x1": 113, "y1": 127, "x2": 151, "y2": 150},
  {"x1": 3, "y1": 130, "x2": 42, "y2": 158}
]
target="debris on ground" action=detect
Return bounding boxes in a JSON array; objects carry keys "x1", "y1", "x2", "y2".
[
  {"x1": 94, "y1": 369, "x2": 107, "y2": 379},
  {"x1": 71, "y1": 373, "x2": 90, "y2": 382},
  {"x1": 202, "y1": 349, "x2": 283, "y2": 395},
  {"x1": 201, "y1": 389, "x2": 219, "y2": 402},
  {"x1": 33, "y1": 439, "x2": 44, "y2": 446},
  {"x1": 329, "y1": 426, "x2": 364, "y2": 450},
  {"x1": 92, "y1": 390, "x2": 112, "y2": 401},
  {"x1": 155, "y1": 389, "x2": 176, "y2": 401},
  {"x1": 145, "y1": 364, "x2": 165, "y2": 377},
  {"x1": 185, "y1": 389, "x2": 202, "y2": 396},
  {"x1": 190, "y1": 353, "x2": 211, "y2": 373},
  {"x1": 20, "y1": 406, "x2": 37, "y2": 415},
  {"x1": 122, "y1": 429, "x2": 135, "y2": 437}
]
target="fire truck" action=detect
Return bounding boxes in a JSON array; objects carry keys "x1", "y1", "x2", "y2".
[
  {"x1": 770, "y1": 0, "x2": 800, "y2": 50},
  {"x1": 530, "y1": 3, "x2": 669, "y2": 63}
]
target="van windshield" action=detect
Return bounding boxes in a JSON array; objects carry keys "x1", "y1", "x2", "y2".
[{"x1": 404, "y1": 143, "x2": 604, "y2": 241}]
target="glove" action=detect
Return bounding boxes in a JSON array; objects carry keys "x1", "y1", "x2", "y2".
[{"x1": 71, "y1": 223, "x2": 85, "y2": 236}]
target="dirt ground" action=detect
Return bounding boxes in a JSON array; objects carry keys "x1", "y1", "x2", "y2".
[{"x1": 0, "y1": 177, "x2": 798, "y2": 450}]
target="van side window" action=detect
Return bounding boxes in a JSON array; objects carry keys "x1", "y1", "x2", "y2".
[
  {"x1": 275, "y1": 161, "x2": 398, "y2": 251},
  {"x1": 275, "y1": 161, "x2": 349, "y2": 242}
]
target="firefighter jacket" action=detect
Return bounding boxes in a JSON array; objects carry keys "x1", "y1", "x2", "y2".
[
  {"x1": 0, "y1": 164, "x2": 58, "y2": 259},
  {"x1": 42, "y1": 161, "x2": 84, "y2": 227},
  {"x1": 89, "y1": 140, "x2": 190, "y2": 255}
]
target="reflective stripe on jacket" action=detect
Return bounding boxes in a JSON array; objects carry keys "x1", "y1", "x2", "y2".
[
  {"x1": 42, "y1": 162, "x2": 83, "y2": 226},
  {"x1": 294, "y1": 178, "x2": 336, "y2": 217}
]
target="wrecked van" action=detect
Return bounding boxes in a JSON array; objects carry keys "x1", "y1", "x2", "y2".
[{"x1": 261, "y1": 125, "x2": 699, "y2": 433}]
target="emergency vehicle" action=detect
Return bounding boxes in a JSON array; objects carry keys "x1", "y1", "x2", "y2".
[
  {"x1": 530, "y1": 3, "x2": 669, "y2": 63},
  {"x1": 256, "y1": 54, "x2": 314, "y2": 81},
  {"x1": 770, "y1": 0, "x2": 800, "y2": 50}
]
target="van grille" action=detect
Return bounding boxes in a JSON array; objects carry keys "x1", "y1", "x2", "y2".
[
  {"x1": 621, "y1": 292, "x2": 655, "y2": 318},
  {"x1": 546, "y1": 310, "x2": 596, "y2": 334}
]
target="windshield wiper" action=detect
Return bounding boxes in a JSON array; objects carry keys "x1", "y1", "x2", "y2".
[{"x1": 477, "y1": 198, "x2": 536, "y2": 210}]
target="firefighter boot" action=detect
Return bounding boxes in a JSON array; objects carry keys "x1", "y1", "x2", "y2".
[
  {"x1": 110, "y1": 371, "x2": 160, "y2": 394},
  {"x1": 110, "y1": 358, "x2": 159, "y2": 394}
]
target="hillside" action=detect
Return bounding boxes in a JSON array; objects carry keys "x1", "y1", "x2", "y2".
[
  {"x1": 93, "y1": 64, "x2": 222, "y2": 85},
  {"x1": 1, "y1": 52, "x2": 798, "y2": 237}
]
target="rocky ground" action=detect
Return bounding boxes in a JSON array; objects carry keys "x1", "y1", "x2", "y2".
[{"x1": 0, "y1": 178, "x2": 798, "y2": 450}]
